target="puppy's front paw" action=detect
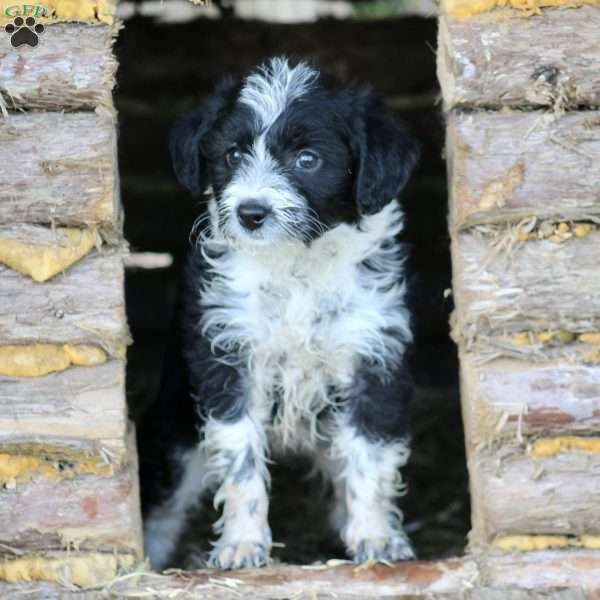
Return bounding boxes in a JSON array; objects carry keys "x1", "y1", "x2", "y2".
[
  {"x1": 351, "y1": 532, "x2": 415, "y2": 564},
  {"x1": 208, "y1": 541, "x2": 270, "y2": 570}
]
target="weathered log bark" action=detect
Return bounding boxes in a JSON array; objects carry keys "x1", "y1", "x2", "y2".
[
  {"x1": 0, "y1": 361, "x2": 128, "y2": 460},
  {"x1": 447, "y1": 111, "x2": 600, "y2": 229},
  {"x1": 0, "y1": 429, "x2": 142, "y2": 588},
  {"x1": 459, "y1": 330, "x2": 600, "y2": 364},
  {"x1": 452, "y1": 230, "x2": 600, "y2": 342},
  {"x1": 0, "y1": 25, "x2": 116, "y2": 111},
  {"x1": 0, "y1": 112, "x2": 120, "y2": 230},
  {"x1": 438, "y1": 7, "x2": 600, "y2": 110},
  {"x1": 460, "y1": 354, "x2": 600, "y2": 445},
  {"x1": 0, "y1": 559, "x2": 481, "y2": 598},
  {"x1": 0, "y1": 452, "x2": 142, "y2": 556},
  {"x1": 468, "y1": 441, "x2": 600, "y2": 544},
  {"x1": 483, "y1": 549, "x2": 600, "y2": 591},
  {"x1": 1, "y1": 553, "x2": 598, "y2": 597},
  {"x1": 0, "y1": 250, "x2": 129, "y2": 357}
]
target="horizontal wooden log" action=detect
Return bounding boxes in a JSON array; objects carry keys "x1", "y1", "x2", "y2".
[
  {"x1": 468, "y1": 440, "x2": 600, "y2": 544},
  {"x1": 0, "y1": 361, "x2": 127, "y2": 459},
  {"x1": 452, "y1": 230, "x2": 600, "y2": 341},
  {"x1": 0, "y1": 559, "x2": 480, "y2": 598},
  {"x1": 0, "y1": 250, "x2": 128, "y2": 357},
  {"x1": 0, "y1": 430, "x2": 142, "y2": 558},
  {"x1": 2, "y1": 555, "x2": 597, "y2": 598},
  {"x1": 0, "y1": 25, "x2": 116, "y2": 111},
  {"x1": 438, "y1": 7, "x2": 600, "y2": 109},
  {"x1": 462, "y1": 330, "x2": 600, "y2": 365},
  {"x1": 484, "y1": 549, "x2": 600, "y2": 591},
  {"x1": 447, "y1": 111, "x2": 600, "y2": 228},
  {"x1": 0, "y1": 465, "x2": 141, "y2": 556},
  {"x1": 0, "y1": 112, "x2": 120, "y2": 229},
  {"x1": 0, "y1": 0, "x2": 117, "y2": 25},
  {"x1": 460, "y1": 354, "x2": 600, "y2": 445}
]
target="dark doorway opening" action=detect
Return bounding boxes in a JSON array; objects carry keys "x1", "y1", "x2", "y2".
[{"x1": 117, "y1": 3, "x2": 468, "y2": 565}]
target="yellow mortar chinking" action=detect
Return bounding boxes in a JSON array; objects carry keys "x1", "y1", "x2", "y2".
[
  {"x1": 0, "y1": 228, "x2": 99, "y2": 283},
  {"x1": 529, "y1": 436, "x2": 600, "y2": 457},
  {"x1": 516, "y1": 221, "x2": 596, "y2": 243},
  {"x1": 579, "y1": 332, "x2": 600, "y2": 344},
  {"x1": 585, "y1": 348, "x2": 600, "y2": 364},
  {"x1": 0, "y1": 1, "x2": 116, "y2": 24},
  {"x1": 0, "y1": 344, "x2": 107, "y2": 377},
  {"x1": 510, "y1": 330, "x2": 576, "y2": 346},
  {"x1": 0, "y1": 553, "x2": 136, "y2": 587},
  {"x1": 0, "y1": 448, "x2": 113, "y2": 487},
  {"x1": 494, "y1": 535, "x2": 600, "y2": 552},
  {"x1": 441, "y1": 0, "x2": 600, "y2": 18}
]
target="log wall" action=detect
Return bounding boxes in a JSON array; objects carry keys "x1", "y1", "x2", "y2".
[
  {"x1": 439, "y1": 0, "x2": 600, "y2": 568},
  {"x1": 0, "y1": 0, "x2": 142, "y2": 589}
]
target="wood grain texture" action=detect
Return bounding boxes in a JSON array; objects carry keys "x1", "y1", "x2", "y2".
[
  {"x1": 438, "y1": 7, "x2": 600, "y2": 109},
  {"x1": 2, "y1": 559, "x2": 481, "y2": 598},
  {"x1": 0, "y1": 25, "x2": 116, "y2": 111},
  {"x1": 483, "y1": 550, "x2": 600, "y2": 591},
  {"x1": 468, "y1": 443, "x2": 600, "y2": 543},
  {"x1": 0, "y1": 250, "x2": 128, "y2": 357},
  {"x1": 0, "y1": 556, "x2": 596, "y2": 598},
  {"x1": 0, "y1": 112, "x2": 120, "y2": 229},
  {"x1": 447, "y1": 111, "x2": 600, "y2": 229},
  {"x1": 452, "y1": 231, "x2": 600, "y2": 341},
  {"x1": 460, "y1": 355, "x2": 600, "y2": 445},
  {"x1": 0, "y1": 435, "x2": 142, "y2": 558},
  {"x1": 0, "y1": 361, "x2": 127, "y2": 459},
  {"x1": 0, "y1": 429, "x2": 141, "y2": 560}
]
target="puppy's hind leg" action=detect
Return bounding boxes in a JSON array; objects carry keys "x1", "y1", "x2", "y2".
[
  {"x1": 204, "y1": 413, "x2": 272, "y2": 570},
  {"x1": 143, "y1": 446, "x2": 209, "y2": 570},
  {"x1": 314, "y1": 447, "x2": 348, "y2": 537}
]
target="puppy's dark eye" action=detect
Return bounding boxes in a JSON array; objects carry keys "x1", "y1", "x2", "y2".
[
  {"x1": 296, "y1": 150, "x2": 321, "y2": 172},
  {"x1": 225, "y1": 147, "x2": 243, "y2": 168}
]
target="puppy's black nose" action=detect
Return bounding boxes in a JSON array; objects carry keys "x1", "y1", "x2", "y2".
[{"x1": 237, "y1": 201, "x2": 271, "y2": 231}]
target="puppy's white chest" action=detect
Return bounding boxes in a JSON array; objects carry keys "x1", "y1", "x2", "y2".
[
  {"x1": 251, "y1": 275, "x2": 356, "y2": 374},
  {"x1": 199, "y1": 207, "x2": 410, "y2": 445}
]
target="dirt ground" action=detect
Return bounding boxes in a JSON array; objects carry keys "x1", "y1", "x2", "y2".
[{"x1": 117, "y1": 11, "x2": 469, "y2": 565}]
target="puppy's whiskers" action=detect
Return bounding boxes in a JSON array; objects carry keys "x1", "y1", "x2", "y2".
[{"x1": 190, "y1": 213, "x2": 212, "y2": 246}]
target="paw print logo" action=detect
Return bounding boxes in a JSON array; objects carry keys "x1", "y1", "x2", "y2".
[{"x1": 5, "y1": 16, "x2": 44, "y2": 48}]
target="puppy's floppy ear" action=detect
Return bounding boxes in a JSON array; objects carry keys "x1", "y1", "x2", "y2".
[
  {"x1": 353, "y1": 94, "x2": 419, "y2": 216},
  {"x1": 169, "y1": 77, "x2": 240, "y2": 195}
]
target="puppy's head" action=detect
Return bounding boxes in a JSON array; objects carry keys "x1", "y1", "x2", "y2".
[{"x1": 171, "y1": 57, "x2": 418, "y2": 246}]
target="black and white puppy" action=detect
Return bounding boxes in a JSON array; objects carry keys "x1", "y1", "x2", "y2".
[{"x1": 139, "y1": 57, "x2": 419, "y2": 571}]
